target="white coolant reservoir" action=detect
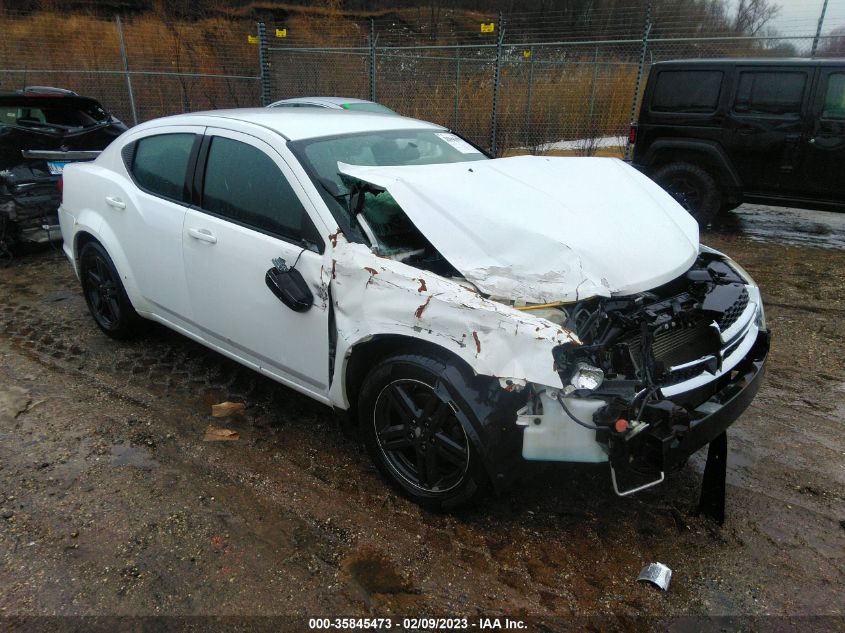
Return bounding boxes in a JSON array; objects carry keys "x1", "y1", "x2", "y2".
[{"x1": 517, "y1": 390, "x2": 609, "y2": 463}]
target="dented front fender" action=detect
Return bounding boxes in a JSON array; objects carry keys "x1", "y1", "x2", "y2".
[{"x1": 326, "y1": 237, "x2": 578, "y2": 408}]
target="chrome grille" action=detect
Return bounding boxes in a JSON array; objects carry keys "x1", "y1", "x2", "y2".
[{"x1": 719, "y1": 287, "x2": 749, "y2": 331}]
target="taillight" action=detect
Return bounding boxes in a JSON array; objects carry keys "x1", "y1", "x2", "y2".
[
  {"x1": 628, "y1": 124, "x2": 637, "y2": 145},
  {"x1": 57, "y1": 175, "x2": 63, "y2": 202}
]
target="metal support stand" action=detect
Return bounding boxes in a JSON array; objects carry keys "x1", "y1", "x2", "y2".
[{"x1": 697, "y1": 431, "x2": 727, "y2": 525}]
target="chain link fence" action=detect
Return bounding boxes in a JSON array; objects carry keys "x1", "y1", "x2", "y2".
[
  {"x1": 2, "y1": 2, "x2": 842, "y2": 156},
  {"x1": 0, "y1": 10, "x2": 262, "y2": 126}
]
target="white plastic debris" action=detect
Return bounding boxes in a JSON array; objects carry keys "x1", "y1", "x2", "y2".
[{"x1": 637, "y1": 562, "x2": 672, "y2": 591}]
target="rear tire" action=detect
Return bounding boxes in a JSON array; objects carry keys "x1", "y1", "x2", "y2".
[
  {"x1": 79, "y1": 241, "x2": 145, "y2": 340},
  {"x1": 358, "y1": 352, "x2": 490, "y2": 511},
  {"x1": 652, "y1": 162, "x2": 720, "y2": 227}
]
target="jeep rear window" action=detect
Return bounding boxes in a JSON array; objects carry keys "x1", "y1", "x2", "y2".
[
  {"x1": 734, "y1": 71, "x2": 806, "y2": 116},
  {"x1": 651, "y1": 70, "x2": 723, "y2": 113}
]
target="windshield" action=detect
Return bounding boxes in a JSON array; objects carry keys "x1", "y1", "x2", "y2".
[
  {"x1": 291, "y1": 129, "x2": 487, "y2": 262},
  {"x1": 340, "y1": 102, "x2": 397, "y2": 115},
  {"x1": 293, "y1": 129, "x2": 486, "y2": 195}
]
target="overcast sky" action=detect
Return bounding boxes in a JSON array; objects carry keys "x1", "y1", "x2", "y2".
[{"x1": 769, "y1": 0, "x2": 844, "y2": 35}]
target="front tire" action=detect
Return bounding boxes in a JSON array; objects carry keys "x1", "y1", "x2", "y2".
[
  {"x1": 652, "y1": 162, "x2": 720, "y2": 227},
  {"x1": 358, "y1": 353, "x2": 489, "y2": 511},
  {"x1": 79, "y1": 241, "x2": 144, "y2": 340}
]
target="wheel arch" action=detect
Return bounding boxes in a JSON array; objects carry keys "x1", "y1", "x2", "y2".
[
  {"x1": 341, "y1": 333, "x2": 478, "y2": 418},
  {"x1": 340, "y1": 332, "x2": 528, "y2": 493},
  {"x1": 72, "y1": 225, "x2": 147, "y2": 314},
  {"x1": 642, "y1": 139, "x2": 742, "y2": 192}
]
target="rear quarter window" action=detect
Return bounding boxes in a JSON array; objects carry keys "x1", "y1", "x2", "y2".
[
  {"x1": 733, "y1": 71, "x2": 807, "y2": 116},
  {"x1": 650, "y1": 70, "x2": 723, "y2": 113},
  {"x1": 130, "y1": 133, "x2": 195, "y2": 202}
]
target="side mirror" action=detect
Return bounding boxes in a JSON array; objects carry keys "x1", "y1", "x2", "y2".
[{"x1": 265, "y1": 265, "x2": 313, "y2": 312}]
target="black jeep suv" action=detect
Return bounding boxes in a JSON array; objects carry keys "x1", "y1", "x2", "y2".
[{"x1": 632, "y1": 58, "x2": 845, "y2": 226}]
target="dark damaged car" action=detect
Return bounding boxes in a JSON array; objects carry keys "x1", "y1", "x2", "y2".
[
  {"x1": 57, "y1": 109, "x2": 770, "y2": 518},
  {"x1": 0, "y1": 87, "x2": 126, "y2": 256}
]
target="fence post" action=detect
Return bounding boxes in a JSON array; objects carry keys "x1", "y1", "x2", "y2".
[
  {"x1": 369, "y1": 19, "x2": 378, "y2": 102},
  {"x1": 257, "y1": 22, "x2": 272, "y2": 106},
  {"x1": 588, "y1": 46, "x2": 599, "y2": 123},
  {"x1": 115, "y1": 16, "x2": 138, "y2": 126},
  {"x1": 625, "y1": 4, "x2": 651, "y2": 161},
  {"x1": 523, "y1": 46, "x2": 534, "y2": 147},
  {"x1": 490, "y1": 12, "x2": 505, "y2": 156},
  {"x1": 453, "y1": 46, "x2": 461, "y2": 130},
  {"x1": 811, "y1": 0, "x2": 830, "y2": 58}
]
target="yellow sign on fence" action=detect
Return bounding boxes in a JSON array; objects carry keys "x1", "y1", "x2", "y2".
[
  {"x1": 247, "y1": 34, "x2": 258, "y2": 44},
  {"x1": 480, "y1": 22, "x2": 495, "y2": 33},
  {"x1": 523, "y1": 49, "x2": 532, "y2": 58},
  {"x1": 276, "y1": 28, "x2": 287, "y2": 38}
]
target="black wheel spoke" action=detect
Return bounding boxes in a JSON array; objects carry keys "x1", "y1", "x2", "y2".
[
  {"x1": 387, "y1": 383, "x2": 421, "y2": 422},
  {"x1": 426, "y1": 401, "x2": 451, "y2": 434},
  {"x1": 378, "y1": 424, "x2": 414, "y2": 450},
  {"x1": 424, "y1": 447, "x2": 438, "y2": 489},
  {"x1": 415, "y1": 447, "x2": 429, "y2": 487},
  {"x1": 106, "y1": 296, "x2": 121, "y2": 322},
  {"x1": 432, "y1": 431, "x2": 467, "y2": 466},
  {"x1": 86, "y1": 269, "x2": 101, "y2": 285},
  {"x1": 96, "y1": 257, "x2": 107, "y2": 281}
]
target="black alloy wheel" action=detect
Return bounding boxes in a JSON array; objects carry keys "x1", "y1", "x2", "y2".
[
  {"x1": 372, "y1": 378, "x2": 470, "y2": 494},
  {"x1": 358, "y1": 352, "x2": 491, "y2": 510},
  {"x1": 79, "y1": 241, "x2": 144, "y2": 339}
]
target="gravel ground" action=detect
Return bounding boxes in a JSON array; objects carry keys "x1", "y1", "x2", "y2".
[{"x1": 0, "y1": 206, "x2": 843, "y2": 630}]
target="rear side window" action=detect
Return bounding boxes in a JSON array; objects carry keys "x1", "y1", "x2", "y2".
[
  {"x1": 131, "y1": 133, "x2": 195, "y2": 202},
  {"x1": 201, "y1": 136, "x2": 307, "y2": 241},
  {"x1": 651, "y1": 70, "x2": 723, "y2": 113},
  {"x1": 822, "y1": 73, "x2": 845, "y2": 120},
  {"x1": 734, "y1": 71, "x2": 807, "y2": 116}
]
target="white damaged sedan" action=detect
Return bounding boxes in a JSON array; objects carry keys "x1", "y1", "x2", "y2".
[{"x1": 59, "y1": 109, "x2": 769, "y2": 513}]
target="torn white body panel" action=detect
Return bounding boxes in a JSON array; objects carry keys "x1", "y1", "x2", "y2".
[
  {"x1": 327, "y1": 238, "x2": 578, "y2": 407},
  {"x1": 339, "y1": 156, "x2": 700, "y2": 303}
]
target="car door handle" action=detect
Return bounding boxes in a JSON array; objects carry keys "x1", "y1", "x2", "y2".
[
  {"x1": 187, "y1": 227, "x2": 217, "y2": 244},
  {"x1": 105, "y1": 195, "x2": 126, "y2": 210}
]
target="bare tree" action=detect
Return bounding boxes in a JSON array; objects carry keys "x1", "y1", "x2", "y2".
[
  {"x1": 733, "y1": 0, "x2": 780, "y2": 36},
  {"x1": 817, "y1": 26, "x2": 845, "y2": 56}
]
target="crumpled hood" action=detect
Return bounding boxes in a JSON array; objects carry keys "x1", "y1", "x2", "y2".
[{"x1": 339, "y1": 156, "x2": 699, "y2": 303}]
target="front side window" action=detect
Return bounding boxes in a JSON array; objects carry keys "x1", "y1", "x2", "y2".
[
  {"x1": 733, "y1": 71, "x2": 807, "y2": 116},
  {"x1": 822, "y1": 73, "x2": 845, "y2": 120},
  {"x1": 131, "y1": 133, "x2": 195, "y2": 202},
  {"x1": 651, "y1": 70, "x2": 723, "y2": 113},
  {"x1": 201, "y1": 136, "x2": 307, "y2": 241}
]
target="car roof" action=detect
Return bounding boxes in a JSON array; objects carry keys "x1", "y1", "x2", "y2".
[
  {"x1": 652, "y1": 58, "x2": 845, "y2": 68},
  {"x1": 270, "y1": 96, "x2": 377, "y2": 108},
  {"x1": 135, "y1": 108, "x2": 444, "y2": 141}
]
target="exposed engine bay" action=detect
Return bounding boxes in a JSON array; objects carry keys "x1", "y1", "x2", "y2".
[{"x1": 518, "y1": 251, "x2": 768, "y2": 503}]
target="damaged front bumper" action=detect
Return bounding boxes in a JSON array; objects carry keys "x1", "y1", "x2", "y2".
[
  {"x1": 517, "y1": 326, "x2": 770, "y2": 496},
  {"x1": 607, "y1": 328, "x2": 769, "y2": 493}
]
